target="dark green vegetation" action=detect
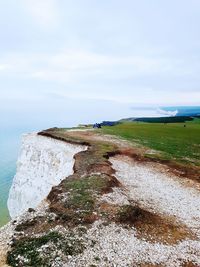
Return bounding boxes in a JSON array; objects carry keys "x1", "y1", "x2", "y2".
[
  {"x1": 15, "y1": 218, "x2": 38, "y2": 232},
  {"x1": 101, "y1": 120, "x2": 200, "y2": 167},
  {"x1": 120, "y1": 116, "x2": 200, "y2": 124},
  {"x1": 134, "y1": 116, "x2": 195, "y2": 123},
  {"x1": 7, "y1": 231, "x2": 85, "y2": 267}
]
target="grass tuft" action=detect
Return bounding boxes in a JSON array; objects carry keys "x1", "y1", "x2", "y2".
[{"x1": 7, "y1": 231, "x2": 85, "y2": 267}]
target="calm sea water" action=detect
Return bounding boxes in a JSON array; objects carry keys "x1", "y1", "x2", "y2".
[{"x1": 0, "y1": 130, "x2": 21, "y2": 226}]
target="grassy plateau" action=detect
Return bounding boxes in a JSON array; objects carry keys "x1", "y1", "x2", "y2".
[{"x1": 101, "y1": 119, "x2": 200, "y2": 167}]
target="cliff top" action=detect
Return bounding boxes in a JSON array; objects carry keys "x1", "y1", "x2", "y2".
[{"x1": 1, "y1": 126, "x2": 200, "y2": 267}]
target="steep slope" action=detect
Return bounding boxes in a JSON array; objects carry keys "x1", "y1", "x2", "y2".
[{"x1": 8, "y1": 133, "x2": 87, "y2": 218}]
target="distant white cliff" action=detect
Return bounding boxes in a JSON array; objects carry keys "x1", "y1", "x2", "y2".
[{"x1": 7, "y1": 133, "x2": 87, "y2": 219}]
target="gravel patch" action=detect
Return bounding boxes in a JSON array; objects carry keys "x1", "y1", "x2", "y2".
[
  {"x1": 0, "y1": 222, "x2": 15, "y2": 266},
  {"x1": 99, "y1": 187, "x2": 130, "y2": 206},
  {"x1": 110, "y1": 156, "x2": 200, "y2": 236},
  {"x1": 66, "y1": 221, "x2": 200, "y2": 267}
]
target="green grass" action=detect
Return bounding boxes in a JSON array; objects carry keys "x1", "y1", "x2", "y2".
[
  {"x1": 7, "y1": 232, "x2": 62, "y2": 266},
  {"x1": 7, "y1": 231, "x2": 85, "y2": 267},
  {"x1": 64, "y1": 176, "x2": 97, "y2": 212},
  {"x1": 65, "y1": 175, "x2": 109, "y2": 194},
  {"x1": 62, "y1": 175, "x2": 111, "y2": 223},
  {"x1": 101, "y1": 119, "x2": 200, "y2": 166}
]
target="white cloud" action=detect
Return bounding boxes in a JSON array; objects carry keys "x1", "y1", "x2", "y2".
[
  {"x1": 157, "y1": 108, "x2": 178, "y2": 117},
  {"x1": 23, "y1": 0, "x2": 59, "y2": 30}
]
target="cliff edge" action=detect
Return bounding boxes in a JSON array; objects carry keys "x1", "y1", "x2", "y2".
[
  {"x1": 0, "y1": 128, "x2": 200, "y2": 267},
  {"x1": 8, "y1": 133, "x2": 87, "y2": 218}
]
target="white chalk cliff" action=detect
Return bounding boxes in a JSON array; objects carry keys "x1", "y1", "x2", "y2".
[{"x1": 7, "y1": 133, "x2": 87, "y2": 219}]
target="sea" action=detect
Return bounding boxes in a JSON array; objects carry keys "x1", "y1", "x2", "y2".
[
  {"x1": 0, "y1": 130, "x2": 19, "y2": 226},
  {"x1": 0, "y1": 105, "x2": 199, "y2": 227}
]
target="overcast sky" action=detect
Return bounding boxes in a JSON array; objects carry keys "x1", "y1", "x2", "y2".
[{"x1": 0, "y1": 0, "x2": 200, "y2": 127}]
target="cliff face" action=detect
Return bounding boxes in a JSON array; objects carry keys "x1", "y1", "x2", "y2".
[{"x1": 7, "y1": 133, "x2": 87, "y2": 218}]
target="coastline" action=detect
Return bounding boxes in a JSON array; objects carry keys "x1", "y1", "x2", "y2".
[{"x1": 1, "y1": 128, "x2": 200, "y2": 266}]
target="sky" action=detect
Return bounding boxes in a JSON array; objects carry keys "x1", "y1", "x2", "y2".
[{"x1": 0, "y1": 0, "x2": 200, "y2": 128}]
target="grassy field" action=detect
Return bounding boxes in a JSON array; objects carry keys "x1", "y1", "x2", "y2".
[{"x1": 101, "y1": 119, "x2": 200, "y2": 167}]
